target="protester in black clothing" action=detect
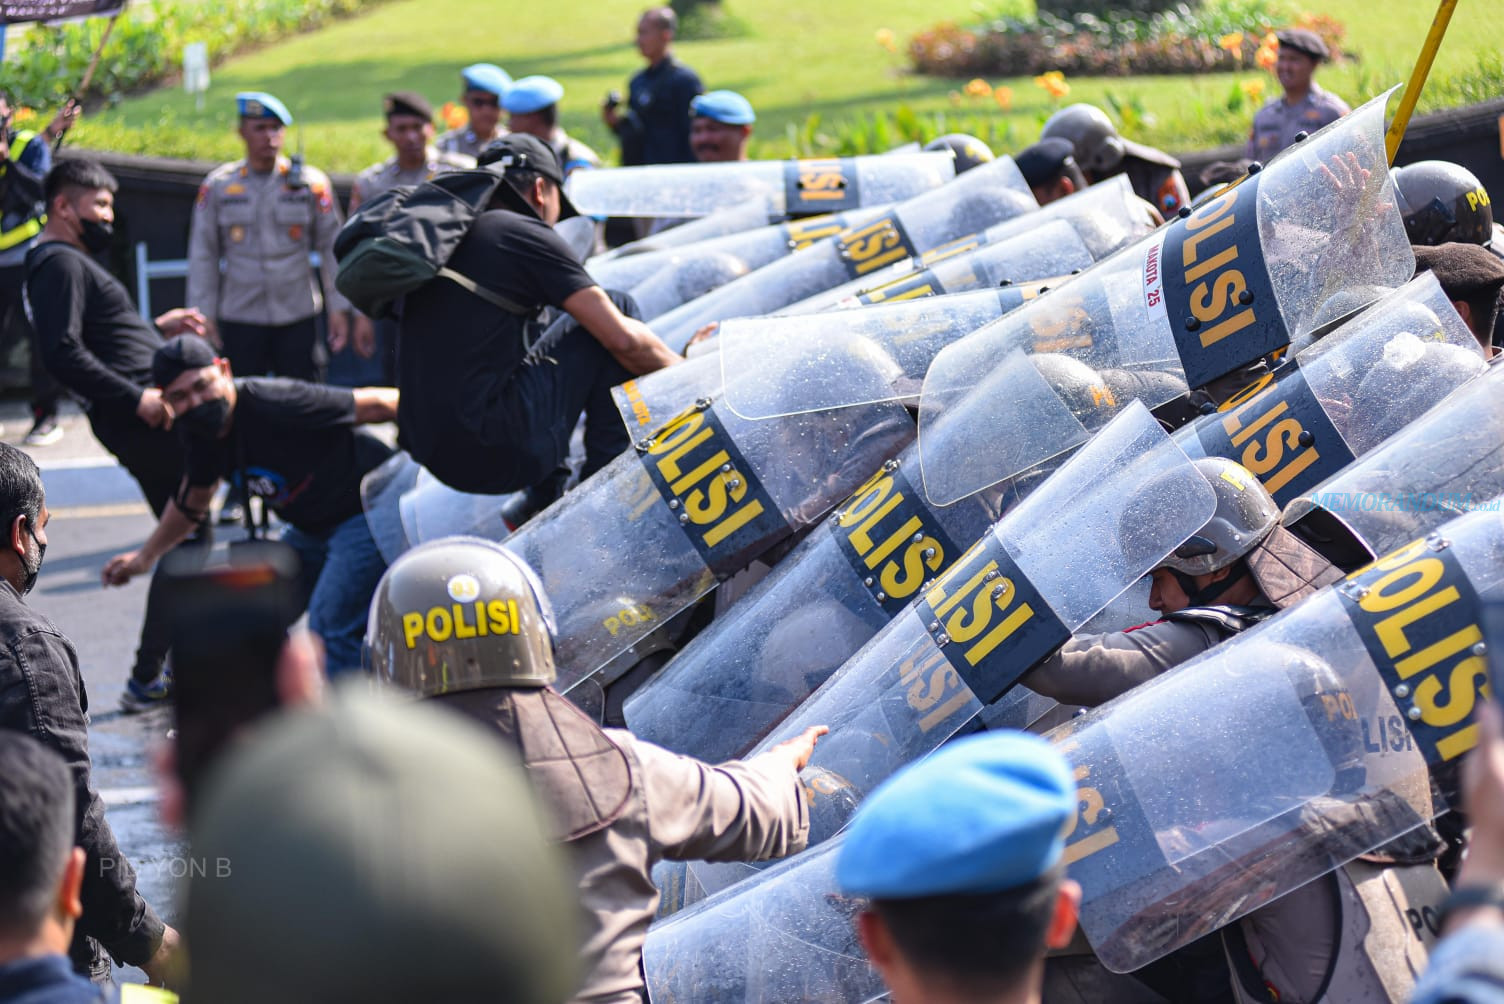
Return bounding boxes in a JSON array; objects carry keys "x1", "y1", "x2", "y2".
[
  {"x1": 0, "y1": 443, "x2": 179, "y2": 986},
  {"x1": 602, "y1": 6, "x2": 702, "y2": 165},
  {"x1": 102, "y1": 336, "x2": 398, "y2": 674},
  {"x1": 23, "y1": 157, "x2": 211, "y2": 712},
  {"x1": 398, "y1": 134, "x2": 679, "y2": 496}
]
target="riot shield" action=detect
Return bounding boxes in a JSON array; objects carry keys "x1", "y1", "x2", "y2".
[
  {"x1": 673, "y1": 403, "x2": 1213, "y2": 903},
  {"x1": 779, "y1": 176, "x2": 1153, "y2": 316},
  {"x1": 564, "y1": 152, "x2": 954, "y2": 219},
  {"x1": 360, "y1": 451, "x2": 422, "y2": 564},
  {"x1": 919, "y1": 88, "x2": 1413, "y2": 506},
  {"x1": 504, "y1": 344, "x2": 915, "y2": 694},
  {"x1": 1285, "y1": 361, "x2": 1504, "y2": 568},
  {"x1": 626, "y1": 349, "x2": 1160, "y2": 762},
  {"x1": 642, "y1": 505, "x2": 1504, "y2": 998},
  {"x1": 397, "y1": 467, "x2": 519, "y2": 547},
  {"x1": 649, "y1": 157, "x2": 1039, "y2": 351},
  {"x1": 589, "y1": 198, "x2": 777, "y2": 266},
  {"x1": 1175, "y1": 272, "x2": 1485, "y2": 506}
]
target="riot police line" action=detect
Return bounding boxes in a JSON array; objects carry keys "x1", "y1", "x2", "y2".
[{"x1": 352, "y1": 84, "x2": 1504, "y2": 1001}]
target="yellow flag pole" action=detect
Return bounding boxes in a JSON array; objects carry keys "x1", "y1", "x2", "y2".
[{"x1": 1385, "y1": 0, "x2": 1459, "y2": 164}]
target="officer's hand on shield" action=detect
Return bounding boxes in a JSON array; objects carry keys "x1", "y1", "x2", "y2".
[
  {"x1": 1316, "y1": 151, "x2": 1375, "y2": 225},
  {"x1": 772, "y1": 725, "x2": 829, "y2": 772}
]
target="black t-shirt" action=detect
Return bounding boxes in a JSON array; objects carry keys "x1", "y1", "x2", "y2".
[
  {"x1": 24, "y1": 241, "x2": 162, "y2": 412},
  {"x1": 396, "y1": 208, "x2": 596, "y2": 476},
  {"x1": 185, "y1": 377, "x2": 393, "y2": 533}
]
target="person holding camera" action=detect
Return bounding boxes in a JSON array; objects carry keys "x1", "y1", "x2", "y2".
[{"x1": 601, "y1": 7, "x2": 702, "y2": 166}]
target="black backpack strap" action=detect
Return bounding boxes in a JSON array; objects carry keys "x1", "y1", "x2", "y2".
[{"x1": 435, "y1": 266, "x2": 531, "y2": 316}]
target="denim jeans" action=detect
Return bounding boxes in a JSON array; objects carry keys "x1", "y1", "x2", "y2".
[{"x1": 280, "y1": 512, "x2": 387, "y2": 675}]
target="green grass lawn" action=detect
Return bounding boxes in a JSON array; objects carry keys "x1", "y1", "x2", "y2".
[{"x1": 65, "y1": 0, "x2": 1504, "y2": 173}]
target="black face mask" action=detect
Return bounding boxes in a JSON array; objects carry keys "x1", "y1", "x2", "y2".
[
  {"x1": 178, "y1": 396, "x2": 230, "y2": 440},
  {"x1": 79, "y1": 218, "x2": 114, "y2": 254},
  {"x1": 21, "y1": 523, "x2": 44, "y2": 596}
]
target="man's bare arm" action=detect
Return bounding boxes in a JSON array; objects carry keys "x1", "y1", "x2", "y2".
[
  {"x1": 101, "y1": 487, "x2": 216, "y2": 586},
  {"x1": 562, "y1": 286, "x2": 681, "y2": 374},
  {"x1": 353, "y1": 387, "x2": 398, "y2": 423}
]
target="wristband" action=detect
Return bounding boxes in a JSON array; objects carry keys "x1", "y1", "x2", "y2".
[{"x1": 1437, "y1": 883, "x2": 1504, "y2": 930}]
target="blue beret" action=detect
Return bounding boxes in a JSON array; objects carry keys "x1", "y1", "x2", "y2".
[
  {"x1": 503, "y1": 76, "x2": 565, "y2": 115},
  {"x1": 836, "y1": 733, "x2": 1076, "y2": 899},
  {"x1": 236, "y1": 92, "x2": 292, "y2": 126},
  {"x1": 691, "y1": 90, "x2": 756, "y2": 126},
  {"x1": 462, "y1": 63, "x2": 512, "y2": 97}
]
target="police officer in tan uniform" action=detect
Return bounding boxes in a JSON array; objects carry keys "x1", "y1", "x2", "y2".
[
  {"x1": 435, "y1": 63, "x2": 511, "y2": 161},
  {"x1": 1247, "y1": 28, "x2": 1350, "y2": 163},
  {"x1": 367, "y1": 537, "x2": 825, "y2": 1004},
  {"x1": 342, "y1": 92, "x2": 474, "y2": 384},
  {"x1": 187, "y1": 92, "x2": 347, "y2": 382}
]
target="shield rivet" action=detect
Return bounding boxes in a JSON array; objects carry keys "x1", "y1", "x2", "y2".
[
  {"x1": 728, "y1": 479, "x2": 742, "y2": 490},
  {"x1": 936, "y1": 633, "x2": 950, "y2": 646},
  {"x1": 985, "y1": 569, "x2": 1001, "y2": 581},
  {"x1": 1238, "y1": 289, "x2": 1255, "y2": 305},
  {"x1": 875, "y1": 591, "x2": 887, "y2": 602},
  {"x1": 864, "y1": 577, "x2": 875, "y2": 587},
  {"x1": 929, "y1": 621, "x2": 940, "y2": 632},
  {"x1": 1298, "y1": 430, "x2": 1315, "y2": 448},
  {"x1": 912, "y1": 532, "x2": 925, "y2": 543},
  {"x1": 1393, "y1": 684, "x2": 1411, "y2": 699},
  {"x1": 1473, "y1": 642, "x2": 1488, "y2": 658},
  {"x1": 678, "y1": 513, "x2": 690, "y2": 524},
  {"x1": 668, "y1": 499, "x2": 680, "y2": 510},
  {"x1": 635, "y1": 439, "x2": 652, "y2": 451},
  {"x1": 884, "y1": 459, "x2": 899, "y2": 472},
  {"x1": 721, "y1": 463, "x2": 732, "y2": 473},
  {"x1": 922, "y1": 548, "x2": 936, "y2": 560},
  {"x1": 1407, "y1": 706, "x2": 1423, "y2": 721},
  {"x1": 1184, "y1": 316, "x2": 1201, "y2": 332},
  {"x1": 992, "y1": 583, "x2": 1008, "y2": 599}
]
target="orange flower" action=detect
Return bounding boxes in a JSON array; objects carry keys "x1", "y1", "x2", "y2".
[
  {"x1": 1240, "y1": 78, "x2": 1265, "y2": 103},
  {"x1": 1033, "y1": 71, "x2": 1070, "y2": 100},
  {"x1": 993, "y1": 86, "x2": 1014, "y2": 111},
  {"x1": 1218, "y1": 32, "x2": 1243, "y2": 54},
  {"x1": 964, "y1": 77, "x2": 992, "y2": 99},
  {"x1": 1255, "y1": 44, "x2": 1278, "y2": 71},
  {"x1": 439, "y1": 101, "x2": 467, "y2": 131},
  {"x1": 875, "y1": 27, "x2": 897, "y2": 53}
]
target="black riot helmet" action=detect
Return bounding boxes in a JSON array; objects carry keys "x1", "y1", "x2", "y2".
[
  {"x1": 1040, "y1": 104, "x2": 1125, "y2": 178},
  {"x1": 1393, "y1": 161, "x2": 1494, "y2": 247},
  {"x1": 923, "y1": 133, "x2": 996, "y2": 175}
]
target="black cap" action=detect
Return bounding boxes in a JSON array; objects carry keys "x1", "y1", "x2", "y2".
[
  {"x1": 152, "y1": 334, "x2": 218, "y2": 388},
  {"x1": 383, "y1": 90, "x2": 433, "y2": 121},
  {"x1": 1015, "y1": 138, "x2": 1078, "y2": 188},
  {"x1": 477, "y1": 134, "x2": 579, "y2": 220},
  {"x1": 1276, "y1": 28, "x2": 1329, "y2": 61},
  {"x1": 1414, "y1": 242, "x2": 1504, "y2": 299}
]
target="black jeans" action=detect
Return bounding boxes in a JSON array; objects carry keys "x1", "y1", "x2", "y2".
[
  {"x1": 219, "y1": 315, "x2": 324, "y2": 382},
  {"x1": 88, "y1": 406, "x2": 211, "y2": 684},
  {"x1": 0, "y1": 262, "x2": 62, "y2": 418}
]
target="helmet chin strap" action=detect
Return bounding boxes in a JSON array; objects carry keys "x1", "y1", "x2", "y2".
[{"x1": 1178, "y1": 562, "x2": 1251, "y2": 608}]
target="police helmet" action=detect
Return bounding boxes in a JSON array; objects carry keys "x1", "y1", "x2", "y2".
[
  {"x1": 1040, "y1": 104, "x2": 1125, "y2": 177},
  {"x1": 367, "y1": 537, "x2": 558, "y2": 696},
  {"x1": 1393, "y1": 161, "x2": 1494, "y2": 247},
  {"x1": 1161, "y1": 457, "x2": 1279, "y2": 576},
  {"x1": 1264, "y1": 642, "x2": 1367, "y2": 795},
  {"x1": 1029, "y1": 353, "x2": 1121, "y2": 428},
  {"x1": 923, "y1": 133, "x2": 996, "y2": 174}
]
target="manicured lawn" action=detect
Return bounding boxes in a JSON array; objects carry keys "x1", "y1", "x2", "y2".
[{"x1": 65, "y1": 0, "x2": 1504, "y2": 172}]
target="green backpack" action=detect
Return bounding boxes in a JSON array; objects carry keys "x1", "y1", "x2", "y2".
[{"x1": 333, "y1": 166, "x2": 530, "y2": 320}]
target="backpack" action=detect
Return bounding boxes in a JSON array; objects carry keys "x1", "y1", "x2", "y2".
[{"x1": 333, "y1": 167, "x2": 531, "y2": 320}]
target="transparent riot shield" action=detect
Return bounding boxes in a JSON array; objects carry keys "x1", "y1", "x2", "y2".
[
  {"x1": 505, "y1": 347, "x2": 916, "y2": 694},
  {"x1": 1285, "y1": 361, "x2": 1504, "y2": 567},
  {"x1": 589, "y1": 198, "x2": 777, "y2": 266},
  {"x1": 642, "y1": 505, "x2": 1504, "y2": 999},
  {"x1": 360, "y1": 451, "x2": 421, "y2": 564},
  {"x1": 779, "y1": 176, "x2": 1153, "y2": 316},
  {"x1": 564, "y1": 151, "x2": 955, "y2": 219},
  {"x1": 674, "y1": 403, "x2": 1213, "y2": 902},
  {"x1": 650, "y1": 157, "x2": 1038, "y2": 351},
  {"x1": 397, "y1": 467, "x2": 519, "y2": 547},
  {"x1": 920, "y1": 89, "x2": 1413, "y2": 506},
  {"x1": 1065, "y1": 504, "x2": 1504, "y2": 971},
  {"x1": 590, "y1": 204, "x2": 896, "y2": 313},
  {"x1": 1175, "y1": 272, "x2": 1485, "y2": 506}
]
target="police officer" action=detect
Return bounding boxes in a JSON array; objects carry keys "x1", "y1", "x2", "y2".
[
  {"x1": 1024, "y1": 458, "x2": 1338, "y2": 707},
  {"x1": 436, "y1": 62, "x2": 512, "y2": 161},
  {"x1": 836, "y1": 732, "x2": 1081, "y2": 1004},
  {"x1": 0, "y1": 92, "x2": 76, "y2": 446},
  {"x1": 602, "y1": 6, "x2": 703, "y2": 166},
  {"x1": 1041, "y1": 102, "x2": 1189, "y2": 220},
  {"x1": 1413, "y1": 243, "x2": 1504, "y2": 356},
  {"x1": 1394, "y1": 161, "x2": 1495, "y2": 248},
  {"x1": 342, "y1": 91, "x2": 475, "y2": 385},
  {"x1": 689, "y1": 90, "x2": 754, "y2": 163},
  {"x1": 502, "y1": 75, "x2": 602, "y2": 180},
  {"x1": 1014, "y1": 137, "x2": 1088, "y2": 206},
  {"x1": 101, "y1": 335, "x2": 398, "y2": 675},
  {"x1": 187, "y1": 92, "x2": 348, "y2": 383},
  {"x1": 1247, "y1": 28, "x2": 1350, "y2": 163},
  {"x1": 367, "y1": 537, "x2": 826, "y2": 1004}
]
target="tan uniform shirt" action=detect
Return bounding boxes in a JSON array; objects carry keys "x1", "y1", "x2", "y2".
[
  {"x1": 350, "y1": 146, "x2": 475, "y2": 208},
  {"x1": 1246, "y1": 83, "x2": 1351, "y2": 162},
  {"x1": 548, "y1": 126, "x2": 603, "y2": 178},
  {"x1": 187, "y1": 157, "x2": 348, "y2": 325},
  {"x1": 575, "y1": 729, "x2": 809, "y2": 1004},
  {"x1": 1023, "y1": 618, "x2": 1224, "y2": 708},
  {"x1": 436, "y1": 126, "x2": 507, "y2": 161}
]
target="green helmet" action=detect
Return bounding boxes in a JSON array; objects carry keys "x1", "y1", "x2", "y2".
[{"x1": 366, "y1": 537, "x2": 558, "y2": 696}]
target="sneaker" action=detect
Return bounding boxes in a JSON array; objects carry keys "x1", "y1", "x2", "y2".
[
  {"x1": 119, "y1": 669, "x2": 173, "y2": 713},
  {"x1": 218, "y1": 500, "x2": 246, "y2": 526},
  {"x1": 23, "y1": 415, "x2": 62, "y2": 447}
]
